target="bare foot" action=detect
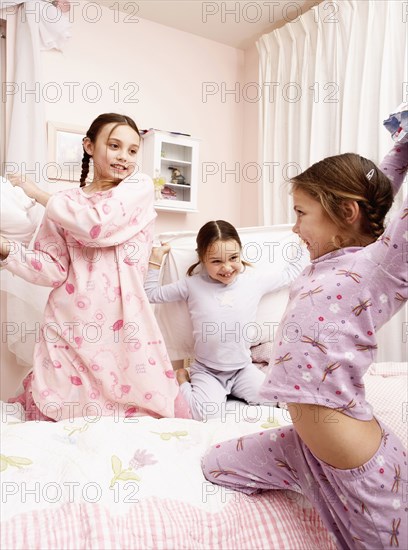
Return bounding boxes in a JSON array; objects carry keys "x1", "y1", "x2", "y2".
[{"x1": 176, "y1": 367, "x2": 190, "y2": 385}]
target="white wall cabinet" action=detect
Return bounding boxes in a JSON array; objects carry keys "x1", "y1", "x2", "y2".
[{"x1": 141, "y1": 130, "x2": 200, "y2": 212}]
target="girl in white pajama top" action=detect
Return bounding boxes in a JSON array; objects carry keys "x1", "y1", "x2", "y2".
[{"x1": 145, "y1": 220, "x2": 306, "y2": 420}]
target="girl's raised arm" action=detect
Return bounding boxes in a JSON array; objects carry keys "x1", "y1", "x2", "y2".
[
  {"x1": 8, "y1": 174, "x2": 51, "y2": 207},
  {"x1": 379, "y1": 141, "x2": 408, "y2": 197},
  {"x1": 0, "y1": 216, "x2": 70, "y2": 287},
  {"x1": 46, "y1": 173, "x2": 156, "y2": 247},
  {"x1": 144, "y1": 268, "x2": 189, "y2": 304},
  {"x1": 369, "y1": 141, "x2": 407, "y2": 286}
]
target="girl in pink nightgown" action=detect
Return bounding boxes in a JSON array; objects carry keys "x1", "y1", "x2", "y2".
[{"x1": 0, "y1": 113, "x2": 190, "y2": 421}]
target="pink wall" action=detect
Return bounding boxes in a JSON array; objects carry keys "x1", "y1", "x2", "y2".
[{"x1": 41, "y1": 6, "x2": 251, "y2": 234}]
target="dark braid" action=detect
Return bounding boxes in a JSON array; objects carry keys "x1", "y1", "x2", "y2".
[
  {"x1": 357, "y1": 158, "x2": 394, "y2": 240},
  {"x1": 80, "y1": 151, "x2": 91, "y2": 187}
]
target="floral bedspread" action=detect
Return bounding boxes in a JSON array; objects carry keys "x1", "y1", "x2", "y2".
[{"x1": 1, "y1": 402, "x2": 336, "y2": 549}]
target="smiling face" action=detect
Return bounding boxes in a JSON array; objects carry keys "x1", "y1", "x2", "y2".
[
  {"x1": 203, "y1": 239, "x2": 243, "y2": 285},
  {"x1": 292, "y1": 188, "x2": 342, "y2": 260},
  {"x1": 84, "y1": 123, "x2": 140, "y2": 183}
]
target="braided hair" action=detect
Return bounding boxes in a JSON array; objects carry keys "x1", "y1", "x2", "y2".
[
  {"x1": 79, "y1": 113, "x2": 140, "y2": 187},
  {"x1": 291, "y1": 153, "x2": 394, "y2": 248}
]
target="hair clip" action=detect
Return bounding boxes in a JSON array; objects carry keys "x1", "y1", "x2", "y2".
[{"x1": 366, "y1": 168, "x2": 375, "y2": 181}]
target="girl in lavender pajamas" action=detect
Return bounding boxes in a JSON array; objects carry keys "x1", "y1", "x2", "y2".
[
  {"x1": 202, "y1": 131, "x2": 408, "y2": 548},
  {"x1": 0, "y1": 113, "x2": 189, "y2": 421}
]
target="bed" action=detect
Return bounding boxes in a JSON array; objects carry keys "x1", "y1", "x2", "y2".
[{"x1": 1, "y1": 225, "x2": 406, "y2": 550}]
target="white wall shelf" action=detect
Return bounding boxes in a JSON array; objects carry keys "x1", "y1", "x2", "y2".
[{"x1": 142, "y1": 130, "x2": 200, "y2": 213}]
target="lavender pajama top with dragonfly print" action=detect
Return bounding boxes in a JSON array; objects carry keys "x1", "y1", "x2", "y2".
[
  {"x1": 1, "y1": 172, "x2": 184, "y2": 420},
  {"x1": 202, "y1": 142, "x2": 408, "y2": 550},
  {"x1": 260, "y1": 142, "x2": 408, "y2": 419}
]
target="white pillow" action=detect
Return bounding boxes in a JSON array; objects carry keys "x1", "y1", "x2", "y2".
[
  {"x1": 0, "y1": 177, "x2": 42, "y2": 246},
  {"x1": 364, "y1": 362, "x2": 407, "y2": 447},
  {"x1": 154, "y1": 224, "x2": 304, "y2": 361}
]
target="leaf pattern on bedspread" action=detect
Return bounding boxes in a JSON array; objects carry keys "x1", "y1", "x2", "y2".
[
  {"x1": 64, "y1": 422, "x2": 90, "y2": 437},
  {"x1": 151, "y1": 430, "x2": 188, "y2": 441},
  {"x1": 0, "y1": 454, "x2": 32, "y2": 471},
  {"x1": 110, "y1": 455, "x2": 141, "y2": 488}
]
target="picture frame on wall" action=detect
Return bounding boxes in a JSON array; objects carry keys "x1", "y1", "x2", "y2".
[{"x1": 47, "y1": 121, "x2": 86, "y2": 182}]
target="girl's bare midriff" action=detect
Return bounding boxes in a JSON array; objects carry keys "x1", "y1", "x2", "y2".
[{"x1": 288, "y1": 403, "x2": 383, "y2": 469}]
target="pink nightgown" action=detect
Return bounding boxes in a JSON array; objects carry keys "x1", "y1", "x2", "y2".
[{"x1": 2, "y1": 172, "x2": 190, "y2": 421}]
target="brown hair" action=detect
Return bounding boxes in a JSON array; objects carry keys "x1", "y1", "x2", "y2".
[
  {"x1": 291, "y1": 153, "x2": 393, "y2": 247},
  {"x1": 80, "y1": 113, "x2": 140, "y2": 187},
  {"x1": 187, "y1": 220, "x2": 250, "y2": 276}
]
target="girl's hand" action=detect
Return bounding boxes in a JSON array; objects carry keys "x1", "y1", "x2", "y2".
[
  {"x1": 8, "y1": 174, "x2": 40, "y2": 200},
  {"x1": 149, "y1": 242, "x2": 171, "y2": 267},
  {"x1": 0, "y1": 235, "x2": 11, "y2": 261},
  {"x1": 53, "y1": 0, "x2": 71, "y2": 12}
]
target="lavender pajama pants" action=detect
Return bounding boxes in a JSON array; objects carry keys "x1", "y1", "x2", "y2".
[
  {"x1": 202, "y1": 419, "x2": 407, "y2": 549},
  {"x1": 180, "y1": 361, "x2": 266, "y2": 421}
]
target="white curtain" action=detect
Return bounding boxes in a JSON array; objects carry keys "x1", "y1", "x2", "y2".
[
  {"x1": 0, "y1": 0, "x2": 72, "y2": 398},
  {"x1": 256, "y1": 0, "x2": 407, "y2": 362},
  {"x1": 257, "y1": 0, "x2": 407, "y2": 224},
  {"x1": 3, "y1": 0, "x2": 71, "y2": 174}
]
